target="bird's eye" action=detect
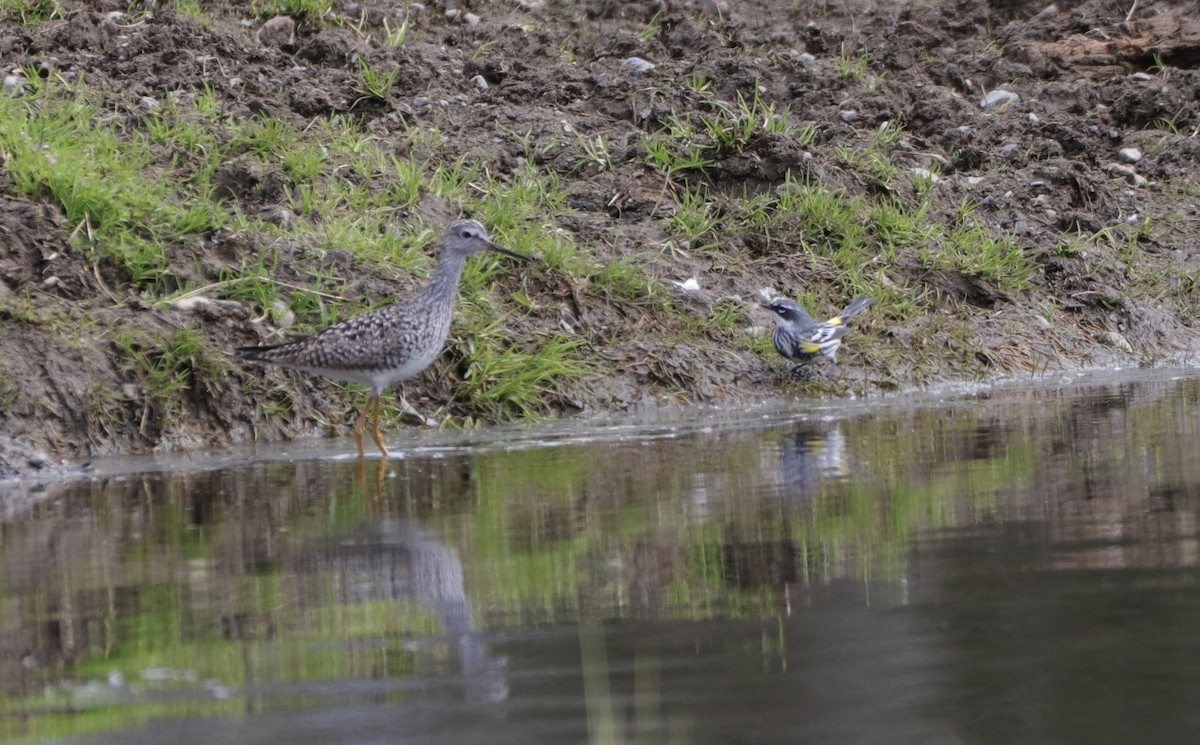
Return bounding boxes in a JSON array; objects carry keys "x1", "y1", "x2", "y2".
[{"x1": 460, "y1": 230, "x2": 473, "y2": 239}]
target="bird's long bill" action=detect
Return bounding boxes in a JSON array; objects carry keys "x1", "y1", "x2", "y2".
[{"x1": 487, "y1": 241, "x2": 535, "y2": 262}]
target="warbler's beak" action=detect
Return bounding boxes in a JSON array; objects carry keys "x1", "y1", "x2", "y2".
[
  {"x1": 760, "y1": 302, "x2": 774, "y2": 310},
  {"x1": 487, "y1": 241, "x2": 536, "y2": 262}
]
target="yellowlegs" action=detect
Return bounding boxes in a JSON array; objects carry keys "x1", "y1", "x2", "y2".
[
  {"x1": 238, "y1": 219, "x2": 533, "y2": 458},
  {"x1": 762, "y1": 296, "x2": 872, "y2": 366}
]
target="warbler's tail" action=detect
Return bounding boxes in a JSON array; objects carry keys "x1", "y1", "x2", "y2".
[{"x1": 834, "y1": 296, "x2": 872, "y2": 323}]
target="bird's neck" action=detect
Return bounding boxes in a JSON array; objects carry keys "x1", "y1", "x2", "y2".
[{"x1": 416, "y1": 251, "x2": 468, "y2": 306}]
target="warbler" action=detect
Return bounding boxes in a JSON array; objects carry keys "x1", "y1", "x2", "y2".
[{"x1": 762, "y1": 296, "x2": 872, "y2": 365}]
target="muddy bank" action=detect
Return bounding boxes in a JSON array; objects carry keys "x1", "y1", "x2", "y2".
[{"x1": 1, "y1": 0, "x2": 1198, "y2": 470}]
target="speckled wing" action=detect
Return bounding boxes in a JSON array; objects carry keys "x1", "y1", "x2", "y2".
[{"x1": 240, "y1": 304, "x2": 423, "y2": 372}]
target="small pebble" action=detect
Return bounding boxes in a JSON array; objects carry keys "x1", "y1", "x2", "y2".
[
  {"x1": 3, "y1": 72, "x2": 24, "y2": 97},
  {"x1": 1026, "y1": 112, "x2": 1039, "y2": 123},
  {"x1": 999, "y1": 142, "x2": 1020, "y2": 157},
  {"x1": 910, "y1": 167, "x2": 939, "y2": 183},
  {"x1": 412, "y1": 96, "x2": 430, "y2": 107},
  {"x1": 798, "y1": 52, "x2": 816, "y2": 62},
  {"x1": 623, "y1": 57, "x2": 655, "y2": 73},
  {"x1": 138, "y1": 96, "x2": 160, "y2": 109},
  {"x1": 270, "y1": 299, "x2": 295, "y2": 328},
  {"x1": 839, "y1": 109, "x2": 857, "y2": 122},
  {"x1": 463, "y1": 12, "x2": 480, "y2": 25},
  {"x1": 980, "y1": 89, "x2": 1019, "y2": 109},
  {"x1": 470, "y1": 74, "x2": 488, "y2": 90},
  {"x1": 409, "y1": 3, "x2": 425, "y2": 11},
  {"x1": 1130, "y1": 71, "x2": 1154, "y2": 81},
  {"x1": 445, "y1": 8, "x2": 460, "y2": 20},
  {"x1": 1117, "y1": 147, "x2": 1141, "y2": 163}
]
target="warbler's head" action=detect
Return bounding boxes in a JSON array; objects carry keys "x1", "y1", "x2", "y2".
[{"x1": 761, "y1": 298, "x2": 812, "y2": 325}]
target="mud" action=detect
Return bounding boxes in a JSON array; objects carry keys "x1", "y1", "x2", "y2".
[{"x1": 1, "y1": 0, "x2": 1199, "y2": 468}]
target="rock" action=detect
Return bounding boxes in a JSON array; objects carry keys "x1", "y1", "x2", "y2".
[
  {"x1": 270, "y1": 299, "x2": 295, "y2": 328},
  {"x1": 470, "y1": 74, "x2": 488, "y2": 90},
  {"x1": 463, "y1": 12, "x2": 480, "y2": 25},
  {"x1": 1026, "y1": 113, "x2": 1039, "y2": 123},
  {"x1": 980, "y1": 89, "x2": 1019, "y2": 109},
  {"x1": 623, "y1": 57, "x2": 655, "y2": 73},
  {"x1": 910, "y1": 167, "x2": 939, "y2": 183},
  {"x1": 698, "y1": 0, "x2": 729, "y2": 17},
  {"x1": 3, "y1": 71, "x2": 25, "y2": 97},
  {"x1": 1118, "y1": 147, "x2": 1142, "y2": 163},
  {"x1": 839, "y1": 109, "x2": 857, "y2": 122},
  {"x1": 257, "y1": 15, "x2": 296, "y2": 48},
  {"x1": 1102, "y1": 162, "x2": 1147, "y2": 186},
  {"x1": 258, "y1": 204, "x2": 295, "y2": 227},
  {"x1": 168, "y1": 296, "x2": 245, "y2": 316},
  {"x1": 0, "y1": 436, "x2": 57, "y2": 481},
  {"x1": 138, "y1": 96, "x2": 160, "y2": 109},
  {"x1": 445, "y1": 8, "x2": 460, "y2": 20},
  {"x1": 1095, "y1": 331, "x2": 1133, "y2": 354}
]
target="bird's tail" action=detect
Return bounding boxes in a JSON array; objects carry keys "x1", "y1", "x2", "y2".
[
  {"x1": 833, "y1": 296, "x2": 872, "y2": 323},
  {"x1": 237, "y1": 344, "x2": 285, "y2": 363}
]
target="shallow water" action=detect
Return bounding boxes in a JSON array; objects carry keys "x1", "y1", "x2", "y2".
[{"x1": 2, "y1": 369, "x2": 1199, "y2": 744}]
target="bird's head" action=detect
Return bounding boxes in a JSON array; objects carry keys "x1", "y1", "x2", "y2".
[
  {"x1": 444, "y1": 219, "x2": 534, "y2": 262},
  {"x1": 761, "y1": 298, "x2": 810, "y2": 324}
]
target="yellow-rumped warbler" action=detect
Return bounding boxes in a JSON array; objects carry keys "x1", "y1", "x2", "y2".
[{"x1": 761, "y1": 296, "x2": 872, "y2": 365}]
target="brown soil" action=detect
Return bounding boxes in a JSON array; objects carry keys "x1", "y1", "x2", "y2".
[{"x1": 2, "y1": 0, "x2": 1199, "y2": 475}]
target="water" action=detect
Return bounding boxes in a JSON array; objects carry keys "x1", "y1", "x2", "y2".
[{"x1": 2, "y1": 369, "x2": 1199, "y2": 744}]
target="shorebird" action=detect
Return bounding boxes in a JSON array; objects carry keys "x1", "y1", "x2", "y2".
[
  {"x1": 762, "y1": 295, "x2": 872, "y2": 367},
  {"x1": 238, "y1": 219, "x2": 533, "y2": 458}
]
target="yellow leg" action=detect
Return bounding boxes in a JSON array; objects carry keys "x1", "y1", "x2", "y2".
[
  {"x1": 370, "y1": 396, "x2": 390, "y2": 458},
  {"x1": 352, "y1": 399, "x2": 370, "y2": 458}
]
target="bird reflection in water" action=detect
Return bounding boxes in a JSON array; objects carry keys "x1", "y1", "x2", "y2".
[
  {"x1": 302, "y1": 459, "x2": 507, "y2": 705},
  {"x1": 777, "y1": 424, "x2": 850, "y2": 500}
]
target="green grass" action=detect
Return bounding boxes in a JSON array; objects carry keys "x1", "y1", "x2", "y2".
[
  {"x1": 112, "y1": 327, "x2": 227, "y2": 416},
  {"x1": 0, "y1": 70, "x2": 599, "y2": 428},
  {"x1": 0, "y1": 0, "x2": 61, "y2": 23},
  {"x1": 250, "y1": 0, "x2": 333, "y2": 24}
]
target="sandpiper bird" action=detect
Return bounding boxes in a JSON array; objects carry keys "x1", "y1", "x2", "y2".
[
  {"x1": 238, "y1": 219, "x2": 533, "y2": 458},
  {"x1": 762, "y1": 295, "x2": 872, "y2": 367}
]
